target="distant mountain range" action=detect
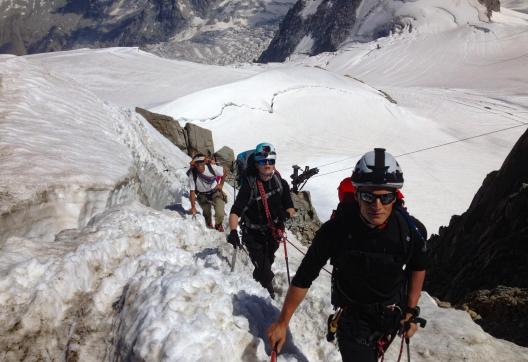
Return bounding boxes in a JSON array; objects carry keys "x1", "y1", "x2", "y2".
[
  {"x1": 0, "y1": 0, "x2": 501, "y2": 64},
  {"x1": 0, "y1": 0, "x2": 295, "y2": 64},
  {"x1": 259, "y1": 0, "x2": 500, "y2": 63}
]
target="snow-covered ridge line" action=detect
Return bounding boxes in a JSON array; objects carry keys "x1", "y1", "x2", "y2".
[
  {"x1": 152, "y1": 66, "x2": 386, "y2": 121},
  {"x1": 0, "y1": 55, "x2": 188, "y2": 242},
  {"x1": 175, "y1": 83, "x2": 387, "y2": 123}
]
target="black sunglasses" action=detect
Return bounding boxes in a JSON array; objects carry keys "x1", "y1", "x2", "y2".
[
  {"x1": 358, "y1": 191, "x2": 396, "y2": 205},
  {"x1": 257, "y1": 159, "x2": 276, "y2": 166}
]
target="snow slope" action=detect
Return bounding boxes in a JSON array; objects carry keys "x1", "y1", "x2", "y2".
[{"x1": 25, "y1": 47, "x2": 258, "y2": 108}]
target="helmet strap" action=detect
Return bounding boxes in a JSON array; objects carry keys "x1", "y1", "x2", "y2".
[{"x1": 373, "y1": 148, "x2": 386, "y2": 184}]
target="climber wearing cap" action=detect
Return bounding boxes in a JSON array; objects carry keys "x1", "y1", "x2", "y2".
[{"x1": 188, "y1": 153, "x2": 227, "y2": 231}]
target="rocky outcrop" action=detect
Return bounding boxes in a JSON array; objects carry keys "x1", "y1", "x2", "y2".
[
  {"x1": 184, "y1": 123, "x2": 214, "y2": 157},
  {"x1": 214, "y1": 146, "x2": 235, "y2": 168},
  {"x1": 259, "y1": 0, "x2": 361, "y2": 63},
  {"x1": 462, "y1": 286, "x2": 528, "y2": 347},
  {"x1": 135, "y1": 107, "x2": 187, "y2": 151},
  {"x1": 214, "y1": 146, "x2": 235, "y2": 184},
  {"x1": 135, "y1": 107, "x2": 214, "y2": 157},
  {"x1": 289, "y1": 191, "x2": 322, "y2": 245},
  {"x1": 425, "y1": 128, "x2": 528, "y2": 346}
]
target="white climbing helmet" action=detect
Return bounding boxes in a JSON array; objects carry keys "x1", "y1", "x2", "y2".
[{"x1": 352, "y1": 148, "x2": 404, "y2": 189}]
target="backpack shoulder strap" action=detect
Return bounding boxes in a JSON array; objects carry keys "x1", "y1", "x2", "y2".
[
  {"x1": 393, "y1": 207, "x2": 414, "y2": 265},
  {"x1": 191, "y1": 168, "x2": 198, "y2": 186},
  {"x1": 206, "y1": 163, "x2": 216, "y2": 176},
  {"x1": 248, "y1": 176, "x2": 258, "y2": 201},
  {"x1": 240, "y1": 176, "x2": 258, "y2": 218},
  {"x1": 395, "y1": 206, "x2": 426, "y2": 240},
  {"x1": 272, "y1": 173, "x2": 283, "y2": 197},
  {"x1": 394, "y1": 205, "x2": 427, "y2": 271}
]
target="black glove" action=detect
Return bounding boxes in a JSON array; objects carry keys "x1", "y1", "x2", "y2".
[{"x1": 227, "y1": 230, "x2": 241, "y2": 249}]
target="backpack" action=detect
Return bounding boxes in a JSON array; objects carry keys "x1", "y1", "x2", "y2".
[
  {"x1": 235, "y1": 149, "x2": 257, "y2": 187},
  {"x1": 338, "y1": 177, "x2": 357, "y2": 203}
]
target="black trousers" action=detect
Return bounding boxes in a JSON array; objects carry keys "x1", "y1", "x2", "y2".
[
  {"x1": 242, "y1": 229, "x2": 280, "y2": 290},
  {"x1": 337, "y1": 308, "x2": 401, "y2": 362}
]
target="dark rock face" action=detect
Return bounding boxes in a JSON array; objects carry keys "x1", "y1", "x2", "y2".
[
  {"x1": 259, "y1": 0, "x2": 362, "y2": 63},
  {"x1": 425, "y1": 128, "x2": 528, "y2": 346},
  {"x1": 462, "y1": 286, "x2": 528, "y2": 347}
]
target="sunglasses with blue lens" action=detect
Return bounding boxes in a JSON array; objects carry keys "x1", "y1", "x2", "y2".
[
  {"x1": 358, "y1": 191, "x2": 396, "y2": 205},
  {"x1": 257, "y1": 159, "x2": 276, "y2": 166}
]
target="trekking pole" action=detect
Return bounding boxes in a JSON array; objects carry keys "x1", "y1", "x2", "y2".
[
  {"x1": 230, "y1": 244, "x2": 238, "y2": 272},
  {"x1": 233, "y1": 161, "x2": 237, "y2": 200},
  {"x1": 282, "y1": 235, "x2": 291, "y2": 285},
  {"x1": 406, "y1": 337, "x2": 411, "y2": 362}
]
